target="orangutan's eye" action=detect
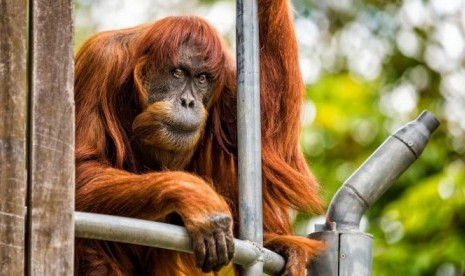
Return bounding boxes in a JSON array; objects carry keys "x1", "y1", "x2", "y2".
[
  {"x1": 173, "y1": 68, "x2": 184, "y2": 79},
  {"x1": 198, "y1": 74, "x2": 208, "y2": 84}
]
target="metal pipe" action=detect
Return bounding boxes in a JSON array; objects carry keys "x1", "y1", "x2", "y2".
[
  {"x1": 326, "y1": 110, "x2": 440, "y2": 231},
  {"x1": 236, "y1": 0, "x2": 263, "y2": 275},
  {"x1": 309, "y1": 111, "x2": 440, "y2": 276},
  {"x1": 75, "y1": 212, "x2": 284, "y2": 275}
]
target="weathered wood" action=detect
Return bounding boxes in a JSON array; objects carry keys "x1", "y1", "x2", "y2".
[
  {"x1": 0, "y1": 1, "x2": 28, "y2": 275},
  {"x1": 28, "y1": 0, "x2": 75, "y2": 275}
]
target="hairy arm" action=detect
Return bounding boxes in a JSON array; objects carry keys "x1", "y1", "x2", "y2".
[
  {"x1": 258, "y1": 0, "x2": 304, "y2": 147},
  {"x1": 258, "y1": 0, "x2": 322, "y2": 226},
  {"x1": 75, "y1": 162, "x2": 228, "y2": 221},
  {"x1": 76, "y1": 162, "x2": 234, "y2": 272},
  {"x1": 258, "y1": 0, "x2": 324, "y2": 274}
]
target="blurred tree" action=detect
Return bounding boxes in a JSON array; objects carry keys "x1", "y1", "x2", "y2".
[{"x1": 75, "y1": 0, "x2": 465, "y2": 274}]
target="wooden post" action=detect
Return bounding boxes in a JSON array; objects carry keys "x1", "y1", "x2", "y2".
[
  {"x1": 0, "y1": 1, "x2": 28, "y2": 275},
  {"x1": 27, "y1": 0, "x2": 75, "y2": 274}
]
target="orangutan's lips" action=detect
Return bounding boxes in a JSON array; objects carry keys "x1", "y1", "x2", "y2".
[{"x1": 164, "y1": 121, "x2": 199, "y2": 135}]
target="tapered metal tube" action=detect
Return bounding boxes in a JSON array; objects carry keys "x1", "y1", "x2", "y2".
[
  {"x1": 326, "y1": 110, "x2": 440, "y2": 230},
  {"x1": 75, "y1": 212, "x2": 284, "y2": 275},
  {"x1": 309, "y1": 111, "x2": 440, "y2": 276},
  {"x1": 236, "y1": 0, "x2": 263, "y2": 275}
]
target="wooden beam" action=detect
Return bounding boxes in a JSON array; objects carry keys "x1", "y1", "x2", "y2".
[
  {"x1": 28, "y1": 0, "x2": 75, "y2": 274},
  {"x1": 0, "y1": 0, "x2": 28, "y2": 274}
]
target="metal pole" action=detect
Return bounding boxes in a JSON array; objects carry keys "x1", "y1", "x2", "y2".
[
  {"x1": 308, "y1": 110, "x2": 440, "y2": 276},
  {"x1": 236, "y1": 0, "x2": 263, "y2": 275},
  {"x1": 75, "y1": 212, "x2": 284, "y2": 275}
]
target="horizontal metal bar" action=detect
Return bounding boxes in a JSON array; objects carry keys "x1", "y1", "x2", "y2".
[{"x1": 75, "y1": 212, "x2": 285, "y2": 275}]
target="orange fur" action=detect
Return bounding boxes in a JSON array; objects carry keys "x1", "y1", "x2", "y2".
[{"x1": 75, "y1": 0, "x2": 323, "y2": 275}]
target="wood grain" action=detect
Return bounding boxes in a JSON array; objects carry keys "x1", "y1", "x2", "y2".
[
  {"x1": 28, "y1": 0, "x2": 75, "y2": 274},
  {"x1": 0, "y1": 1, "x2": 28, "y2": 274}
]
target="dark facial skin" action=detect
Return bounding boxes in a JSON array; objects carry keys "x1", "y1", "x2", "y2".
[
  {"x1": 147, "y1": 43, "x2": 215, "y2": 132},
  {"x1": 133, "y1": 42, "x2": 216, "y2": 170}
]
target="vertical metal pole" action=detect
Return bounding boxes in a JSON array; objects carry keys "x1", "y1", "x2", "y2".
[{"x1": 236, "y1": 0, "x2": 263, "y2": 275}]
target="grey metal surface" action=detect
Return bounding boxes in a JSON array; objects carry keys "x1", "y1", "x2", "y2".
[
  {"x1": 308, "y1": 231, "x2": 373, "y2": 276},
  {"x1": 339, "y1": 232, "x2": 372, "y2": 276},
  {"x1": 308, "y1": 231, "x2": 340, "y2": 276},
  {"x1": 326, "y1": 110, "x2": 440, "y2": 231},
  {"x1": 75, "y1": 212, "x2": 285, "y2": 275},
  {"x1": 236, "y1": 0, "x2": 263, "y2": 274}
]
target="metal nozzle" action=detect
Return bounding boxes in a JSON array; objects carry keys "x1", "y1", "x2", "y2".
[{"x1": 325, "y1": 110, "x2": 440, "y2": 231}]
